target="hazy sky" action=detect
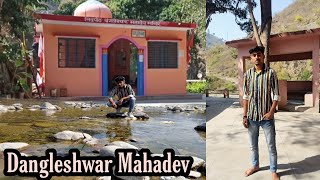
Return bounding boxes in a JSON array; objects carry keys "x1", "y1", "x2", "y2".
[{"x1": 207, "y1": 0, "x2": 295, "y2": 41}]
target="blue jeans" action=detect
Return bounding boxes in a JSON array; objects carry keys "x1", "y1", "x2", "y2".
[
  {"x1": 107, "y1": 97, "x2": 135, "y2": 113},
  {"x1": 248, "y1": 119, "x2": 277, "y2": 172}
]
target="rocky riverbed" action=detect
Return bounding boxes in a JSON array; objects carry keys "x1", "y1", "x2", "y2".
[{"x1": 0, "y1": 99, "x2": 206, "y2": 180}]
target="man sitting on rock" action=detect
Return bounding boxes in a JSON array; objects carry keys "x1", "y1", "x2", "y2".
[{"x1": 107, "y1": 76, "x2": 136, "y2": 118}]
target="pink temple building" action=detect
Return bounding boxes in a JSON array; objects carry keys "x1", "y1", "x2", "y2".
[{"x1": 34, "y1": 0, "x2": 196, "y2": 97}]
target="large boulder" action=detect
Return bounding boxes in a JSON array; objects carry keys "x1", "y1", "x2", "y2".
[
  {"x1": 106, "y1": 112, "x2": 149, "y2": 120},
  {"x1": 188, "y1": 171, "x2": 201, "y2": 178},
  {"x1": 194, "y1": 122, "x2": 206, "y2": 132},
  {"x1": 167, "y1": 106, "x2": 184, "y2": 112},
  {"x1": 100, "y1": 145, "x2": 123, "y2": 157},
  {"x1": 53, "y1": 131, "x2": 92, "y2": 141},
  {"x1": 64, "y1": 102, "x2": 76, "y2": 107},
  {"x1": 15, "y1": 106, "x2": 23, "y2": 111},
  {"x1": 84, "y1": 138, "x2": 109, "y2": 147},
  {"x1": 110, "y1": 141, "x2": 139, "y2": 150},
  {"x1": 27, "y1": 105, "x2": 41, "y2": 110},
  {"x1": 0, "y1": 142, "x2": 29, "y2": 151},
  {"x1": 7, "y1": 106, "x2": 16, "y2": 111},
  {"x1": 41, "y1": 102, "x2": 59, "y2": 110},
  {"x1": 191, "y1": 156, "x2": 205, "y2": 169}
]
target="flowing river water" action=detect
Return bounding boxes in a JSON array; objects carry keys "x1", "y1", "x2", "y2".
[{"x1": 0, "y1": 99, "x2": 205, "y2": 180}]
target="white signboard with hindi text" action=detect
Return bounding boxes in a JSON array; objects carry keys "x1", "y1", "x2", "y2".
[{"x1": 132, "y1": 29, "x2": 146, "y2": 38}]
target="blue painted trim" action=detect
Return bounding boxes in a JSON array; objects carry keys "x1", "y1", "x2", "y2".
[
  {"x1": 137, "y1": 54, "x2": 144, "y2": 96},
  {"x1": 102, "y1": 54, "x2": 108, "y2": 96}
]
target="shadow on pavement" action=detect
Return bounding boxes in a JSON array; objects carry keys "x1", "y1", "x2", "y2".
[
  {"x1": 206, "y1": 96, "x2": 239, "y2": 121},
  {"x1": 259, "y1": 155, "x2": 320, "y2": 177}
]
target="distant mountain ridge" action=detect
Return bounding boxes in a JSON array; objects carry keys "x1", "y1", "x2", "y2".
[
  {"x1": 272, "y1": 0, "x2": 320, "y2": 33},
  {"x1": 206, "y1": 33, "x2": 224, "y2": 48}
]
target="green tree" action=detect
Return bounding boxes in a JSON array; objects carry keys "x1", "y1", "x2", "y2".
[
  {"x1": 161, "y1": 0, "x2": 205, "y2": 45},
  {"x1": 53, "y1": 0, "x2": 85, "y2": 15},
  {"x1": 0, "y1": 0, "x2": 52, "y2": 96},
  {"x1": 207, "y1": 0, "x2": 272, "y2": 64},
  {"x1": 161, "y1": 0, "x2": 206, "y2": 79},
  {"x1": 107, "y1": 0, "x2": 171, "y2": 20}
]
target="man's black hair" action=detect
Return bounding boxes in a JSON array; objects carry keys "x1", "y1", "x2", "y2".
[
  {"x1": 115, "y1": 76, "x2": 125, "y2": 82},
  {"x1": 249, "y1": 46, "x2": 265, "y2": 54}
]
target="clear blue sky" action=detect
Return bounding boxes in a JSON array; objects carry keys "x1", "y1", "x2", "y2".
[{"x1": 207, "y1": 0, "x2": 295, "y2": 41}]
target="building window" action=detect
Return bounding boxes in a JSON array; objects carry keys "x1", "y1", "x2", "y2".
[
  {"x1": 58, "y1": 38, "x2": 95, "y2": 68},
  {"x1": 148, "y1": 42, "x2": 178, "y2": 68}
]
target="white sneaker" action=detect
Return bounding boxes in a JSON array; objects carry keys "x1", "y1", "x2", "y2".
[{"x1": 128, "y1": 112, "x2": 135, "y2": 118}]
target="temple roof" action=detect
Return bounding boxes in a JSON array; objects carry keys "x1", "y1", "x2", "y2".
[{"x1": 74, "y1": 0, "x2": 112, "y2": 19}]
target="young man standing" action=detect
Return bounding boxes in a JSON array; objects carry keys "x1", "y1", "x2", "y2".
[
  {"x1": 242, "y1": 46, "x2": 280, "y2": 180},
  {"x1": 108, "y1": 76, "x2": 136, "y2": 118}
]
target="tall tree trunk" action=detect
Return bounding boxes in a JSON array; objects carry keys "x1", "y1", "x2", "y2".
[
  {"x1": 247, "y1": 0, "x2": 272, "y2": 66},
  {"x1": 247, "y1": 0, "x2": 262, "y2": 46},
  {"x1": 260, "y1": 0, "x2": 272, "y2": 66}
]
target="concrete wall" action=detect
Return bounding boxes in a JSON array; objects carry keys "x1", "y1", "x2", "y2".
[
  {"x1": 287, "y1": 81, "x2": 312, "y2": 92},
  {"x1": 278, "y1": 80, "x2": 288, "y2": 109}
]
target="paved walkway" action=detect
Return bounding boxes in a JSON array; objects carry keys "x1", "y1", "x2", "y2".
[{"x1": 207, "y1": 96, "x2": 320, "y2": 180}]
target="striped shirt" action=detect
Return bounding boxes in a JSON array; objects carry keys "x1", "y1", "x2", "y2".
[
  {"x1": 243, "y1": 64, "x2": 280, "y2": 121},
  {"x1": 109, "y1": 84, "x2": 135, "y2": 101}
]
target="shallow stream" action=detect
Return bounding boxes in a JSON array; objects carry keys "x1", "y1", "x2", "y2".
[{"x1": 0, "y1": 99, "x2": 205, "y2": 179}]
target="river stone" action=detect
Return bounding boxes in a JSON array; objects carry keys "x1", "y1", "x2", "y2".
[
  {"x1": 100, "y1": 145, "x2": 122, "y2": 157},
  {"x1": 85, "y1": 138, "x2": 109, "y2": 146},
  {"x1": 93, "y1": 104, "x2": 103, "y2": 108},
  {"x1": 170, "y1": 106, "x2": 184, "y2": 112},
  {"x1": 188, "y1": 171, "x2": 201, "y2": 178},
  {"x1": 106, "y1": 113, "x2": 127, "y2": 118},
  {"x1": 110, "y1": 141, "x2": 138, "y2": 150},
  {"x1": 134, "y1": 106, "x2": 144, "y2": 112},
  {"x1": 41, "y1": 102, "x2": 58, "y2": 110},
  {"x1": 81, "y1": 104, "x2": 91, "y2": 108},
  {"x1": 160, "y1": 176, "x2": 188, "y2": 180},
  {"x1": 125, "y1": 117, "x2": 138, "y2": 120},
  {"x1": 54, "y1": 105, "x2": 62, "y2": 110},
  {"x1": 64, "y1": 102, "x2": 76, "y2": 106},
  {"x1": 53, "y1": 131, "x2": 91, "y2": 141},
  {"x1": 197, "y1": 162, "x2": 206, "y2": 175},
  {"x1": 134, "y1": 112, "x2": 149, "y2": 120},
  {"x1": 28, "y1": 105, "x2": 41, "y2": 109},
  {"x1": 98, "y1": 176, "x2": 111, "y2": 180},
  {"x1": 71, "y1": 132, "x2": 91, "y2": 141},
  {"x1": 194, "y1": 122, "x2": 206, "y2": 132},
  {"x1": 15, "y1": 106, "x2": 23, "y2": 111},
  {"x1": 79, "y1": 116, "x2": 92, "y2": 120},
  {"x1": 0, "y1": 142, "x2": 29, "y2": 151},
  {"x1": 191, "y1": 156, "x2": 205, "y2": 169},
  {"x1": 7, "y1": 106, "x2": 16, "y2": 111},
  {"x1": 161, "y1": 121, "x2": 175, "y2": 124}
]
